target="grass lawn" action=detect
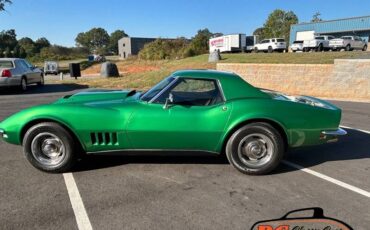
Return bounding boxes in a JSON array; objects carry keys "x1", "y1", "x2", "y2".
[{"x1": 50, "y1": 51, "x2": 370, "y2": 90}]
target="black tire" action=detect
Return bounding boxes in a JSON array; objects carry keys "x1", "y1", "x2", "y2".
[
  {"x1": 37, "y1": 75, "x2": 44, "y2": 86},
  {"x1": 20, "y1": 77, "x2": 27, "y2": 91},
  {"x1": 225, "y1": 122, "x2": 285, "y2": 175},
  {"x1": 317, "y1": 44, "x2": 323, "y2": 52},
  {"x1": 363, "y1": 45, "x2": 367, "y2": 51},
  {"x1": 345, "y1": 44, "x2": 351, "y2": 51},
  {"x1": 268, "y1": 46, "x2": 273, "y2": 53},
  {"x1": 23, "y1": 122, "x2": 77, "y2": 173}
]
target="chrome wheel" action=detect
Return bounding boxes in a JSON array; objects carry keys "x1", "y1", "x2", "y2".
[
  {"x1": 237, "y1": 133, "x2": 274, "y2": 168},
  {"x1": 31, "y1": 132, "x2": 66, "y2": 167}
]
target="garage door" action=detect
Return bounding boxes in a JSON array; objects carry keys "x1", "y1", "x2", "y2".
[{"x1": 296, "y1": 31, "x2": 315, "y2": 41}]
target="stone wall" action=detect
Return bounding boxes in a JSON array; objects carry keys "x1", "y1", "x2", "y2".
[{"x1": 217, "y1": 59, "x2": 370, "y2": 101}]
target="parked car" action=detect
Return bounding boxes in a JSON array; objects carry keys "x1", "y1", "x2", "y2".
[
  {"x1": 254, "y1": 38, "x2": 287, "y2": 53},
  {"x1": 329, "y1": 36, "x2": 367, "y2": 51},
  {"x1": 290, "y1": 41, "x2": 304, "y2": 52},
  {"x1": 303, "y1": 35, "x2": 335, "y2": 52},
  {"x1": 0, "y1": 70, "x2": 346, "y2": 175},
  {"x1": 44, "y1": 61, "x2": 59, "y2": 75},
  {"x1": 0, "y1": 58, "x2": 44, "y2": 91}
]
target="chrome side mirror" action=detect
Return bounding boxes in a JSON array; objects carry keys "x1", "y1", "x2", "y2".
[{"x1": 163, "y1": 93, "x2": 174, "y2": 110}]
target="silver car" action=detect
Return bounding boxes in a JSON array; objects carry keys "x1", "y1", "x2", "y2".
[{"x1": 0, "y1": 58, "x2": 44, "y2": 91}]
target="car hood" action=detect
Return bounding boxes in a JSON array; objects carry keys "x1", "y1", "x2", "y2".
[{"x1": 53, "y1": 89, "x2": 138, "y2": 105}]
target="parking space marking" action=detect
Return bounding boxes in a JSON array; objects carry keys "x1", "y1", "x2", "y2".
[
  {"x1": 282, "y1": 160, "x2": 370, "y2": 198},
  {"x1": 63, "y1": 173, "x2": 93, "y2": 230},
  {"x1": 340, "y1": 125, "x2": 370, "y2": 134}
]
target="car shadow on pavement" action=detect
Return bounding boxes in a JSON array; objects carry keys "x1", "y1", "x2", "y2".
[
  {"x1": 73, "y1": 128, "x2": 370, "y2": 174},
  {"x1": 0, "y1": 84, "x2": 88, "y2": 95},
  {"x1": 73, "y1": 154, "x2": 229, "y2": 172},
  {"x1": 273, "y1": 128, "x2": 370, "y2": 174}
]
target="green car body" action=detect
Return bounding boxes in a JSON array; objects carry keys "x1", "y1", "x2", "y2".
[{"x1": 0, "y1": 70, "x2": 345, "y2": 173}]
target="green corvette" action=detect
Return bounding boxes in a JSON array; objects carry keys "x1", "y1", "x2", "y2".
[{"x1": 0, "y1": 69, "x2": 346, "y2": 174}]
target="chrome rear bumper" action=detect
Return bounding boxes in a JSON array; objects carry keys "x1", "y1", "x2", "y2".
[
  {"x1": 0, "y1": 129, "x2": 7, "y2": 139},
  {"x1": 320, "y1": 128, "x2": 347, "y2": 143},
  {"x1": 321, "y1": 128, "x2": 347, "y2": 136}
]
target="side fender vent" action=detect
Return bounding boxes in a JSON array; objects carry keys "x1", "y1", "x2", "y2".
[{"x1": 90, "y1": 132, "x2": 118, "y2": 145}]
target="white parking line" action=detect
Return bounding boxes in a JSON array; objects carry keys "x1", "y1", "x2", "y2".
[
  {"x1": 282, "y1": 160, "x2": 370, "y2": 198},
  {"x1": 63, "y1": 173, "x2": 93, "y2": 230},
  {"x1": 282, "y1": 125, "x2": 370, "y2": 198},
  {"x1": 340, "y1": 125, "x2": 370, "y2": 134}
]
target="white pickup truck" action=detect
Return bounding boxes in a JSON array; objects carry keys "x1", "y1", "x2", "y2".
[
  {"x1": 303, "y1": 35, "x2": 335, "y2": 52},
  {"x1": 329, "y1": 36, "x2": 367, "y2": 51}
]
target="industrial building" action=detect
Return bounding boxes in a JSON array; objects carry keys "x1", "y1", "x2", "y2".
[
  {"x1": 290, "y1": 15, "x2": 370, "y2": 46},
  {"x1": 118, "y1": 37, "x2": 157, "y2": 59}
]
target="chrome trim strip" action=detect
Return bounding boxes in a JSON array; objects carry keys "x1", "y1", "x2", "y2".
[
  {"x1": 149, "y1": 77, "x2": 179, "y2": 103},
  {"x1": 322, "y1": 128, "x2": 347, "y2": 136},
  {"x1": 87, "y1": 149, "x2": 219, "y2": 155},
  {"x1": 215, "y1": 79, "x2": 226, "y2": 102}
]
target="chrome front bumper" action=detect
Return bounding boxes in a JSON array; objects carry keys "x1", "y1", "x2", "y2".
[{"x1": 320, "y1": 128, "x2": 347, "y2": 143}]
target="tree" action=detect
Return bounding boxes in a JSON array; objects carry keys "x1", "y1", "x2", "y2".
[
  {"x1": 261, "y1": 9, "x2": 298, "y2": 42},
  {"x1": 75, "y1": 27, "x2": 110, "y2": 53},
  {"x1": 253, "y1": 27, "x2": 265, "y2": 39},
  {"x1": 35, "y1": 37, "x2": 51, "y2": 52},
  {"x1": 0, "y1": 0, "x2": 11, "y2": 12},
  {"x1": 189, "y1": 28, "x2": 213, "y2": 55},
  {"x1": 0, "y1": 29, "x2": 17, "y2": 50},
  {"x1": 109, "y1": 30, "x2": 128, "y2": 54},
  {"x1": 18, "y1": 37, "x2": 36, "y2": 57},
  {"x1": 311, "y1": 12, "x2": 323, "y2": 22}
]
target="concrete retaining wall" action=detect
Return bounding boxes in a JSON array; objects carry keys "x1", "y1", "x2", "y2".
[{"x1": 217, "y1": 59, "x2": 370, "y2": 101}]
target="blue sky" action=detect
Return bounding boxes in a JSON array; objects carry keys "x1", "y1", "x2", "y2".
[{"x1": 1, "y1": 0, "x2": 370, "y2": 47}]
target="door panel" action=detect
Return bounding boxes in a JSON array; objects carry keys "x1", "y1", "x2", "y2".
[{"x1": 126, "y1": 102, "x2": 232, "y2": 152}]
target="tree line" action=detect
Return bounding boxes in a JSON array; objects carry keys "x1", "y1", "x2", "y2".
[{"x1": 0, "y1": 28, "x2": 128, "y2": 61}]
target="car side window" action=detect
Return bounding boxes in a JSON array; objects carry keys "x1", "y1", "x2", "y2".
[
  {"x1": 153, "y1": 78, "x2": 224, "y2": 106},
  {"x1": 16, "y1": 60, "x2": 27, "y2": 70}
]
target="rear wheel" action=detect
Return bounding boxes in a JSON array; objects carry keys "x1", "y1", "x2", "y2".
[
  {"x1": 37, "y1": 75, "x2": 44, "y2": 86},
  {"x1": 345, "y1": 44, "x2": 351, "y2": 51},
  {"x1": 20, "y1": 77, "x2": 27, "y2": 91},
  {"x1": 23, "y1": 122, "x2": 77, "y2": 173},
  {"x1": 226, "y1": 122, "x2": 285, "y2": 175}
]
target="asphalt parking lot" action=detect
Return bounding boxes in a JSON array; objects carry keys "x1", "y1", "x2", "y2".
[{"x1": 0, "y1": 84, "x2": 369, "y2": 230}]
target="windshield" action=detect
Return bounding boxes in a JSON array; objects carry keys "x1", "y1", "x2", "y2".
[
  {"x1": 293, "y1": 41, "x2": 303, "y2": 44},
  {"x1": 140, "y1": 76, "x2": 175, "y2": 102}
]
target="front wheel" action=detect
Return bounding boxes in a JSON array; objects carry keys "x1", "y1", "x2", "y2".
[
  {"x1": 23, "y1": 122, "x2": 77, "y2": 173},
  {"x1": 226, "y1": 122, "x2": 285, "y2": 175},
  {"x1": 268, "y1": 46, "x2": 273, "y2": 53}
]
